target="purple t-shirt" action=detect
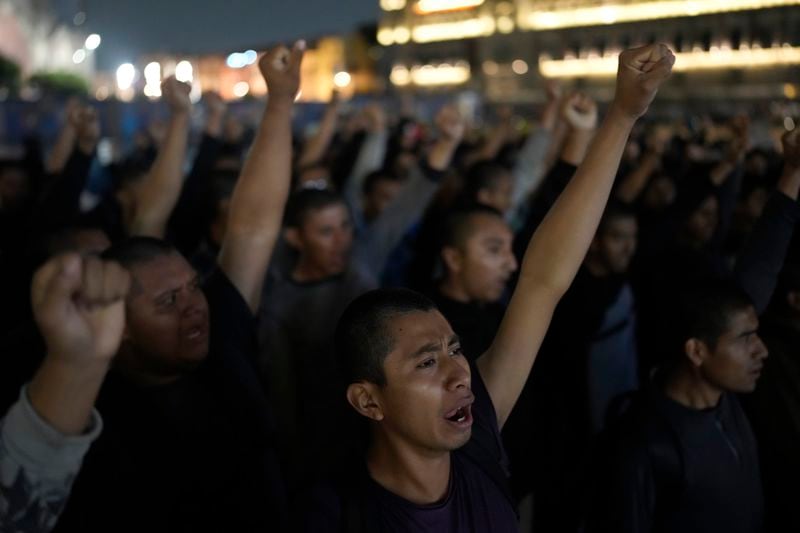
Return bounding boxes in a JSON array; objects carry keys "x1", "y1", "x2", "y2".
[{"x1": 307, "y1": 365, "x2": 519, "y2": 532}]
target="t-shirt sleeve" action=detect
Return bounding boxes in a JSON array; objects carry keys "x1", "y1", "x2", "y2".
[
  {"x1": 465, "y1": 360, "x2": 509, "y2": 476},
  {"x1": 0, "y1": 387, "x2": 102, "y2": 533},
  {"x1": 203, "y1": 269, "x2": 259, "y2": 370}
]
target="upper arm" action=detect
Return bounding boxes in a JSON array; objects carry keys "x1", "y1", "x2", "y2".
[
  {"x1": 476, "y1": 281, "x2": 560, "y2": 429},
  {"x1": 218, "y1": 230, "x2": 279, "y2": 314}
]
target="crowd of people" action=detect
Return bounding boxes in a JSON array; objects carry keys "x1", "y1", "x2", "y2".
[{"x1": 0, "y1": 40, "x2": 797, "y2": 533}]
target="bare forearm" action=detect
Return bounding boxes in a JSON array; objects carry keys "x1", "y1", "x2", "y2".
[
  {"x1": 540, "y1": 98, "x2": 560, "y2": 132},
  {"x1": 560, "y1": 128, "x2": 595, "y2": 166},
  {"x1": 616, "y1": 152, "x2": 659, "y2": 204},
  {"x1": 45, "y1": 126, "x2": 77, "y2": 175},
  {"x1": 27, "y1": 356, "x2": 109, "y2": 436},
  {"x1": 228, "y1": 100, "x2": 292, "y2": 230},
  {"x1": 298, "y1": 106, "x2": 337, "y2": 168},
  {"x1": 219, "y1": 98, "x2": 293, "y2": 312},
  {"x1": 525, "y1": 108, "x2": 635, "y2": 291},
  {"x1": 130, "y1": 112, "x2": 190, "y2": 236},
  {"x1": 479, "y1": 108, "x2": 636, "y2": 427}
]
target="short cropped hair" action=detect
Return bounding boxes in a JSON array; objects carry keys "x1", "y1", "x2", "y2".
[
  {"x1": 461, "y1": 161, "x2": 510, "y2": 201},
  {"x1": 284, "y1": 188, "x2": 346, "y2": 229},
  {"x1": 440, "y1": 205, "x2": 505, "y2": 251},
  {"x1": 101, "y1": 236, "x2": 178, "y2": 269},
  {"x1": 669, "y1": 279, "x2": 754, "y2": 354},
  {"x1": 362, "y1": 169, "x2": 403, "y2": 196},
  {"x1": 335, "y1": 288, "x2": 437, "y2": 386},
  {"x1": 598, "y1": 201, "x2": 638, "y2": 235}
]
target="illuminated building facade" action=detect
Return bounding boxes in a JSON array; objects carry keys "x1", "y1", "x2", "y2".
[
  {"x1": 98, "y1": 29, "x2": 379, "y2": 103},
  {"x1": 0, "y1": 0, "x2": 95, "y2": 78},
  {"x1": 378, "y1": 0, "x2": 800, "y2": 101}
]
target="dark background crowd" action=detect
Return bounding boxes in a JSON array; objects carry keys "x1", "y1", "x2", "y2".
[{"x1": 0, "y1": 40, "x2": 798, "y2": 533}]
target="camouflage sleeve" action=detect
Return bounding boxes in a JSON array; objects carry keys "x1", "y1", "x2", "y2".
[{"x1": 0, "y1": 388, "x2": 102, "y2": 533}]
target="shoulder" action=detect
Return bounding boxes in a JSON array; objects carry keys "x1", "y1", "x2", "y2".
[{"x1": 204, "y1": 268, "x2": 254, "y2": 319}]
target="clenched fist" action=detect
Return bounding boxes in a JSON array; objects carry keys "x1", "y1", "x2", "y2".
[
  {"x1": 561, "y1": 92, "x2": 598, "y2": 131},
  {"x1": 435, "y1": 105, "x2": 466, "y2": 144},
  {"x1": 782, "y1": 126, "x2": 800, "y2": 173},
  {"x1": 162, "y1": 76, "x2": 192, "y2": 114},
  {"x1": 259, "y1": 40, "x2": 306, "y2": 102},
  {"x1": 611, "y1": 44, "x2": 675, "y2": 120},
  {"x1": 32, "y1": 254, "x2": 130, "y2": 365}
]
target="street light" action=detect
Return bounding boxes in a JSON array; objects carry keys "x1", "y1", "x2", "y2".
[
  {"x1": 85, "y1": 34, "x2": 102, "y2": 50},
  {"x1": 333, "y1": 71, "x2": 352, "y2": 88},
  {"x1": 116, "y1": 63, "x2": 136, "y2": 91},
  {"x1": 233, "y1": 81, "x2": 250, "y2": 98},
  {"x1": 72, "y1": 49, "x2": 87, "y2": 64},
  {"x1": 175, "y1": 60, "x2": 193, "y2": 82}
]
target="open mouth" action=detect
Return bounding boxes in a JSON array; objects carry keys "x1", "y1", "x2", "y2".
[
  {"x1": 444, "y1": 404, "x2": 473, "y2": 428},
  {"x1": 184, "y1": 322, "x2": 208, "y2": 342}
]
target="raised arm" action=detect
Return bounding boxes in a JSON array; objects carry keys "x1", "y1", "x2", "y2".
[
  {"x1": 344, "y1": 104, "x2": 388, "y2": 210},
  {"x1": 559, "y1": 92, "x2": 599, "y2": 166},
  {"x1": 296, "y1": 91, "x2": 340, "y2": 169},
  {"x1": 355, "y1": 105, "x2": 464, "y2": 276},
  {"x1": 477, "y1": 45, "x2": 675, "y2": 428},
  {"x1": 734, "y1": 128, "x2": 800, "y2": 313},
  {"x1": 1, "y1": 254, "x2": 129, "y2": 533},
  {"x1": 32, "y1": 105, "x2": 100, "y2": 237},
  {"x1": 509, "y1": 85, "x2": 561, "y2": 217},
  {"x1": 218, "y1": 42, "x2": 305, "y2": 313},
  {"x1": 168, "y1": 92, "x2": 227, "y2": 255},
  {"x1": 127, "y1": 77, "x2": 192, "y2": 238},
  {"x1": 44, "y1": 99, "x2": 80, "y2": 176}
]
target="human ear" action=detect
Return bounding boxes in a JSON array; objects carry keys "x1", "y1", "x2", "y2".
[{"x1": 346, "y1": 382, "x2": 384, "y2": 421}]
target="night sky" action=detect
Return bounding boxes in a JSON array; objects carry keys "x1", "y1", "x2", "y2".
[{"x1": 71, "y1": 0, "x2": 380, "y2": 70}]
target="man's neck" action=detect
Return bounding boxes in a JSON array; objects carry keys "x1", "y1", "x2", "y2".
[
  {"x1": 663, "y1": 365, "x2": 723, "y2": 410},
  {"x1": 291, "y1": 258, "x2": 332, "y2": 283},
  {"x1": 438, "y1": 277, "x2": 471, "y2": 304},
  {"x1": 367, "y1": 431, "x2": 451, "y2": 505}
]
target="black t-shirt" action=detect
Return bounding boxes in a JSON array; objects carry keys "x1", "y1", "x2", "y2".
[
  {"x1": 54, "y1": 270, "x2": 286, "y2": 533},
  {"x1": 307, "y1": 362, "x2": 518, "y2": 532},
  {"x1": 587, "y1": 389, "x2": 763, "y2": 533},
  {"x1": 429, "y1": 290, "x2": 506, "y2": 362}
]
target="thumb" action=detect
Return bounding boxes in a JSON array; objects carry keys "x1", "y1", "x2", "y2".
[
  {"x1": 289, "y1": 40, "x2": 306, "y2": 76},
  {"x1": 32, "y1": 253, "x2": 82, "y2": 318}
]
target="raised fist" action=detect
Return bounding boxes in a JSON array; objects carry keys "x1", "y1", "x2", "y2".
[
  {"x1": 561, "y1": 92, "x2": 598, "y2": 131},
  {"x1": 259, "y1": 40, "x2": 306, "y2": 102},
  {"x1": 161, "y1": 76, "x2": 192, "y2": 114},
  {"x1": 782, "y1": 126, "x2": 800, "y2": 171},
  {"x1": 435, "y1": 104, "x2": 465, "y2": 143},
  {"x1": 32, "y1": 254, "x2": 130, "y2": 365},
  {"x1": 545, "y1": 79, "x2": 563, "y2": 103},
  {"x1": 612, "y1": 44, "x2": 675, "y2": 120}
]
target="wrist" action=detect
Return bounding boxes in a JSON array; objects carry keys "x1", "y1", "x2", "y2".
[
  {"x1": 267, "y1": 94, "x2": 295, "y2": 111},
  {"x1": 43, "y1": 351, "x2": 112, "y2": 375},
  {"x1": 606, "y1": 104, "x2": 640, "y2": 128},
  {"x1": 171, "y1": 108, "x2": 191, "y2": 120}
]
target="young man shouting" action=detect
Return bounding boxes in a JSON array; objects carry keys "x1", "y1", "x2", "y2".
[{"x1": 308, "y1": 44, "x2": 675, "y2": 532}]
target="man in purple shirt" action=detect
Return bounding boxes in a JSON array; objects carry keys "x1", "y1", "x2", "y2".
[{"x1": 307, "y1": 44, "x2": 675, "y2": 532}]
